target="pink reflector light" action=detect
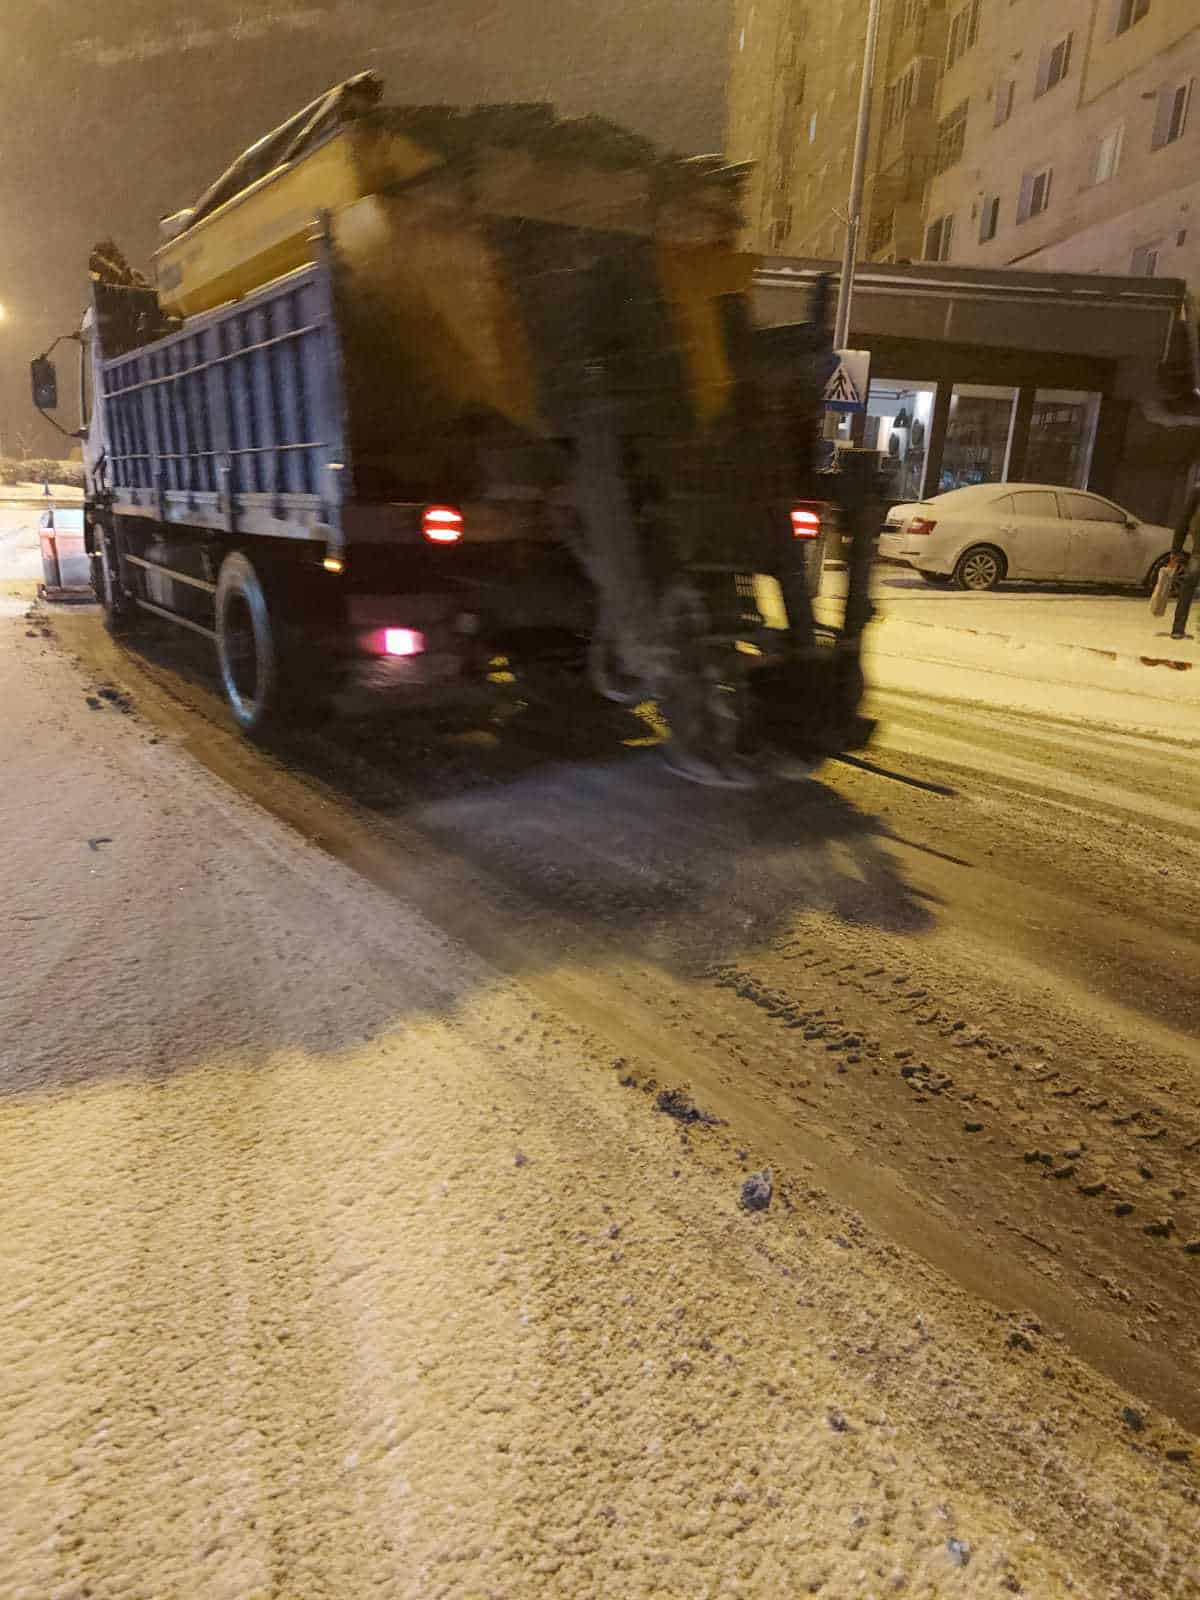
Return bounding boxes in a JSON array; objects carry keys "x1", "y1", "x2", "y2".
[{"x1": 384, "y1": 628, "x2": 425, "y2": 657}]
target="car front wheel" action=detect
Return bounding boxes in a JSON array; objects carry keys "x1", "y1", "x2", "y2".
[{"x1": 953, "y1": 545, "x2": 1005, "y2": 592}]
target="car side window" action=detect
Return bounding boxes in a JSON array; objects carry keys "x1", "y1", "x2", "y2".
[
  {"x1": 1061, "y1": 492, "x2": 1124, "y2": 523},
  {"x1": 1011, "y1": 491, "x2": 1059, "y2": 518}
]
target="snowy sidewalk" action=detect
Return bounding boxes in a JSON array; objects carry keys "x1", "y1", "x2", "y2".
[
  {"x1": 869, "y1": 571, "x2": 1194, "y2": 662},
  {"x1": 819, "y1": 569, "x2": 1200, "y2": 738},
  {"x1": 0, "y1": 483, "x2": 82, "y2": 501},
  {"x1": 0, "y1": 505, "x2": 45, "y2": 586}
]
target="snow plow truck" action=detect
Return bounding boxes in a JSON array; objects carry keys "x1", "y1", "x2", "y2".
[{"x1": 31, "y1": 72, "x2": 879, "y2": 785}]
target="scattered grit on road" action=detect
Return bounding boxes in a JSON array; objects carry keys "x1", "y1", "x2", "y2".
[{"x1": 2, "y1": 596, "x2": 1199, "y2": 1599}]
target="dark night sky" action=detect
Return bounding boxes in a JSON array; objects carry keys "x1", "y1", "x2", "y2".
[{"x1": 1, "y1": 0, "x2": 732, "y2": 455}]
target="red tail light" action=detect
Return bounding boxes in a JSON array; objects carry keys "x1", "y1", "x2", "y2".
[
  {"x1": 791, "y1": 505, "x2": 821, "y2": 540},
  {"x1": 422, "y1": 505, "x2": 463, "y2": 544},
  {"x1": 907, "y1": 516, "x2": 938, "y2": 536}
]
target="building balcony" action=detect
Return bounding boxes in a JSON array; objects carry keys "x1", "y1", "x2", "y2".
[
  {"x1": 890, "y1": 1, "x2": 949, "y2": 65},
  {"x1": 866, "y1": 211, "x2": 895, "y2": 259},
  {"x1": 892, "y1": 197, "x2": 929, "y2": 263},
  {"x1": 878, "y1": 105, "x2": 937, "y2": 178},
  {"x1": 865, "y1": 193, "x2": 928, "y2": 263},
  {"x1": 868, "y1": 153, "x2": 934, "y2": 213}
]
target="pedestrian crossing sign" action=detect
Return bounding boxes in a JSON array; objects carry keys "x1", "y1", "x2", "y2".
[{"x1": 824, "y1": 349, "x2": 870, "y2": 414}]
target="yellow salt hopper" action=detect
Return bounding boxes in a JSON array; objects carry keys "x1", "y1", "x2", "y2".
[{"x1": 153, "y1": 74, "x2": 756, "y2": 439}]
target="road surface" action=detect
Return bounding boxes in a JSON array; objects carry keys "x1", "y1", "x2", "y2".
[{"x1": 3, "y1": 592, "x2": 1199, "y2": 1598}]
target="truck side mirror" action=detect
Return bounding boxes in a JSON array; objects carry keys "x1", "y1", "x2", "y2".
[{"x1": 31, "y1": 356, "x2": 59, "y2": 411}]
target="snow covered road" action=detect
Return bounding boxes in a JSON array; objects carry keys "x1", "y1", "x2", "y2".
[
  {"x1": 3, "y1": 599, "x2": 1199, "y2": 1598},
  {"x1": 822, "y1": 567, "x2": 1200, "y2": 738},
  {"x1": 0, "y1": 504, "x2": 44, "y2": 586}
]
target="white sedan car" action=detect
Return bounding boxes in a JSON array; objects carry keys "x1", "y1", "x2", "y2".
[{"x1": 877, "y1": 483, "x2": 1174, "y2": 592}]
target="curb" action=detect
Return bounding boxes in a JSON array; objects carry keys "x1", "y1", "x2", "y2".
[{"x1": 871, "y1": 613, "x2": 1194, "y2": 676}]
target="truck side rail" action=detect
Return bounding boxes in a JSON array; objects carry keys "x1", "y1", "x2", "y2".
[{"x1": 98, "y1": 259, "x2": 346, "y2": 544}]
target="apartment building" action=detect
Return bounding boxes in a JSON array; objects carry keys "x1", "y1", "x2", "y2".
[
  {"x1": 726, "y1": 1, "x2": 869, "y2": 260},
  {"x1": 727, "y1": 0, "x2": 951, "y2": 260},
  {"x1": 728, "y1": 1, "x2": 1200, "y2": 290}
]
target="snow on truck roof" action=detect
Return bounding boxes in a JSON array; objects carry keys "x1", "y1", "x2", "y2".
[{"x1": 162, "y1": 71, "x2": 750, "y2": 240}]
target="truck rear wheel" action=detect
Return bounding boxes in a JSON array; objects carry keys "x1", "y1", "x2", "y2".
[{"x1": 215, "y1": 553, "x2": 283, "y2": 735}]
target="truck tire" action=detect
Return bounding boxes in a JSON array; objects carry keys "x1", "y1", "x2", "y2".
[{"x1": 215, "y1": 552, "x2": 284, "y2": 735}]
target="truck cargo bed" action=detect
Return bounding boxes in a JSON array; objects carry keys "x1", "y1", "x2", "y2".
[{"x1": 100, "y1": 261, "x2": 343, "y2": 546}]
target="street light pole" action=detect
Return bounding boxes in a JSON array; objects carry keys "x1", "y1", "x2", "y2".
[{"x1": 833, "y1": 0, "x2": 883, "y2": 352}]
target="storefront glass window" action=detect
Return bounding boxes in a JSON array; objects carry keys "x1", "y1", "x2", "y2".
[
  {"x1": 860, "y1": 380, "x2": 936, "y2": 502},
  {"x1": 1025, "y1": 389, "x2": 1101, "y2": 487},
  {"x1": 940, "y1": 384, "x2": 1016, "y2": 491}
]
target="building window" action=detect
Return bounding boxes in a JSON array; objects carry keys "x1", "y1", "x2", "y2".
[
  {"x1": 924, "y1": 213, "x2": 955, "y2": 261},
  {"x1": 994, "y1": 78, "x2": 1015, "y2": 126},
  {"x1": 935, "y1": 100, "x2": 969, "y2": 174},
  {"x1": 1027, "y1": 392, "x2": 1101, "y2": 488},
  {"x1": 942, "y1": 385, "x2": 1017, "y2": 489},
  {"x1": 1131, "y1": 242, "x2": 1159, "y2": 276},
  {"x1": 946, "y1": 0, "x2": 981, "y2": 70},
  {"x1": 1093, "y1": 124, "x2": 1124, "y2": 184},
  {"x1": 979, "y1": 194, "x2": 1000, "y2": 242},
  {"x1": 1035, "y1": 33, "x2": 1073, "y2": 97},
  {"x1": 769, "y1": 214, "x2": 795, "y2": 251},
  {"x1": 1152, "y1": 80, "x2": 1192, "y2": 150},
  {"x1": 884, "y1": 63, "x2": 915, "y2": 132},
  {"x1": 867, "y1": 211, "x2": 896, "y2": 256},
  {"x1": 1017, "y1": 164, "x2": 1052, "y2": 222},
  {"x1": 1113, "y1": 0, "x2": 1149, "y2": 36}
]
